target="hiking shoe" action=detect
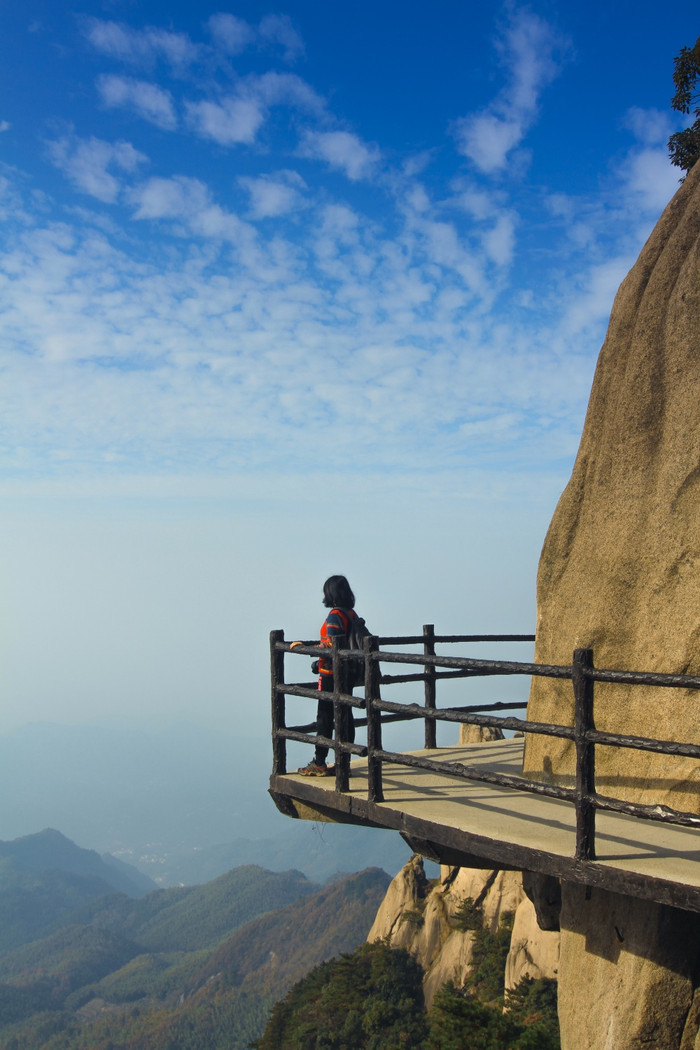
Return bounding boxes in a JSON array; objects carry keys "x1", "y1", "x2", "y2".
[{"x1": 297, "y1": 761, "x2": 328, "y2": 777}]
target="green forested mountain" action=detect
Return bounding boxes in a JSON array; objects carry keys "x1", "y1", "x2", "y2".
[
  {"x1": 0, "y1": 869, "x2": 123, "y2": 955},
  {"x1": 191, "y1": 867, "x2": 392, "y2": 997},
  {"x1": 0, "y1": 853, "x2": 391, "y2": 1050},
  {"x1": 0, "y1": 925, "x2": 140, "y2": 1017},
  {"x1": 253, "y1": 935, "x2": 560, "y2": 1050},
  {"x1": 0, "y1": 829, "x2": 154, "y2": 897},
  {"x1": 255, "y1": 942, "x2": 429, "y2": 1050},
  {"x1": 0, "y1": 829, "x2": 560, "y2": 1050},
  {"x1": 0, "y1": 830, "x2": 156, "y2": 954},
  {"x1": 75, "y1": 864, "x2": 317, "y2": 952}
]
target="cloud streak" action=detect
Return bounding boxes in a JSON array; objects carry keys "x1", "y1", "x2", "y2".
[
  {"x1": 300, "y1": 130, "x2": 382, "y2": 181},
  {"x1": 46, "y1": 135, "x2": 148, "y2": 202},
  {"x1": 453, "y1": 9, "x2": 568, "y2": 173},
  {"x1": 85, "y1": 19, "x2": 201, "y2": 72},
  {"x1": 185, "y1": 72, "x2": 325, "y2": 147},
  {"x1": 97, "y1": 75, "x2": 177, "y2": 130}
]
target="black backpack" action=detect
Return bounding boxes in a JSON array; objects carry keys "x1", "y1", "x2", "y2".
[{"x1": 335, "y1": 608, "x2": 371, "y2": 689}]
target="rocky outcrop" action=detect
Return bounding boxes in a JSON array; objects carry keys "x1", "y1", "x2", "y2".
[
  {"x1": 505, "y1": 896, "x2": 560, "y2": 990},
  {"x1": 459, "y1": 723, "x2": 505, "y2": 745},
  {"x1": 522, "y1": 161, "x2": 700, "y2": 1049},
  {"x1": 521, "y1": 870, "x2": 561, "y2": 931},
  {"x1": 524, "y1": 159, "x2": 700, "y2": 811},
  {"x1": 367, "y1": 856, "x2": 559, "y2": 1009},
  {"x1": 558, "y1": 886, "x2": 700, "y2": 1050},
  {"x1": 366, "y1": 853, "x2": 429, "y2": 947}
]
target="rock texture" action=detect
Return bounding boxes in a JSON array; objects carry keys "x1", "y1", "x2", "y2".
[
  {"x1": 365, "y1": 853, "x2": 429, "y2": 947},
  {"x1": 505, "y1": 896, "x2": 560, "y2": 991},
  {"x1": 523, "y1": 160, "x2": 700, "y2": 812},
  {"x1": 558, "y1": 886, "x2": 700, "y2": 1050},
  {"x1": 523, "y1": 163, "x2": 700, "y2": 1049},
  {"x1": 367, "y1": 857, "x2": 559, "y2": 1009},
  {"x1": 459, "y1": 723, "x2": 505, "y2": 745}
]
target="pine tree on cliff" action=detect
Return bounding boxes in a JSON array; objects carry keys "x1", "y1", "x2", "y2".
[{"x1": 668, "y1": 35, "x2": 700, "y2": 175}]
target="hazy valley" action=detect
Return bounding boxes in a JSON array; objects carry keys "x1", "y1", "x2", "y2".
[{"x1": 0, "y1": 722, "x2": 412, "y2": 885}]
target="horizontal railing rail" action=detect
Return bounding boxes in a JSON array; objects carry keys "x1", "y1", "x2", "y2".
[{"x1": 269, "y1": 627, "x2": 700, "y2": 865}]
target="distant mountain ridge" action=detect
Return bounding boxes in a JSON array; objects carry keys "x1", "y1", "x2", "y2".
[
  {"x1": 0, "y1": 829, "x2": 157, "y2": 954},
  {"x1": 75, "y1": 864, "x2": 317, "y2": 953},
  {"x1": 0, "y1": 829, "x2": 391, "y2": 1050},
  {"x1": 0, "y1": 828, "x2": 154, "y2": 897}
]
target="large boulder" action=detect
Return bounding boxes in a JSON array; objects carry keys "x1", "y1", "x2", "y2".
[
  {"x1": 557, "y1": 885, "x2": 700, "y2": 1050},
  {"x1": 366, "y1": 852, "x2": 429, "y2": 946},
  {"x1": 505, "y1": 896, "x2": 560, "y2": 990},
  {"x1": 368, "y1": 859, "x2": 538, "y2": 1008},
  {"x1": 459, "y1": 723, "x2": 505, "y2": 745},
  {"x1": 523, "y1": 160, "x2": 700, "y2": 813},
  {"x1": 523, "y1": 161, "x2": 700, "y2": 1049}
]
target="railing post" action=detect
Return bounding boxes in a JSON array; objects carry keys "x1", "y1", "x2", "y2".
[
  {"x1": 573, "y1": 647, "x2": 596, "y2": 860},
  {"x1": 270, "y1": 630, "x2": 286, "y2": 776},
  {"x1": 332, "y1": 635, "x2": 351, "y2": 792},
  {"x1": 423, "y1": 624, "x2": 436, "y2": 748},
  {"x1": 366, "y1": 635, "x2": 384, "y2": 803}
]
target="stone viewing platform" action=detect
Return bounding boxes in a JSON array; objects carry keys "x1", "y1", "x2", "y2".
[
  {"x1": 269, "y1": 630, "x2": 700, "y2": 915},
  {"x1": 271, "y1": 738, "x2": 700, "y2": 914}
]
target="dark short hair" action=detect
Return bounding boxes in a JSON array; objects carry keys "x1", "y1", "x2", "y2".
[{"x1": 323, "y1": 575, "x2": 355, "y2": 609}]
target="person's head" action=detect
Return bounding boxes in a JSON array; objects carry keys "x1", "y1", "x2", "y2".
[{"x1": 323, "y1": 575, "x2": 355, "y2": 609}]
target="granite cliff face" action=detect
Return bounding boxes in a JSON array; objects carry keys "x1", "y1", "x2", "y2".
[
  {"x1": 367, "y1": 855, "x2": 559, "y2": 1009},
  {"x1": 524, "y1": 160, "x2": 700, "y2": 810},
  {"x1": 367, "y1": 163, "x2": 700, "y2": 1050},
  {"x1": 523, "y1": 161, "x2": 700, "y2": 1050}
]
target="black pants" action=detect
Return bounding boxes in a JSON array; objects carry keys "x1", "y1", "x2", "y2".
[{"x1": 315, "y1": 675, "x2": 355, "y2": 765}]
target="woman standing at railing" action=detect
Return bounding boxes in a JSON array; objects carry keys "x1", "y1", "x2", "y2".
[{"x1": 291, "y1": 575, "x2": 360, "y2": 777}]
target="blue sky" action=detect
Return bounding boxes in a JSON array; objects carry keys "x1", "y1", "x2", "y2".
[{"x1": 0, "y1": 0, "x2": 697, "y2": 737}]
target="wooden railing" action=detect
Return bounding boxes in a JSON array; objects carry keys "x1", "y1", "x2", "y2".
[{"x1": 270, "y1": 628, "x2": 700, "y2": 863}]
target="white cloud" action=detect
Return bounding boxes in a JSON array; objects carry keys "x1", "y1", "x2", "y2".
[
  {"x1": 457, "y1": 115, "x2": 523, "y2": 174},
  {"x1": 185, "y1": 73, "x2": 324, "y2": 148},
  {"x1": 318, "y1": 202, "x2": 361, "y2": 238},
  {"x1": 239, "y1": 172, "x2": 306, "y2": 219},
  {"x1": 451, "y1": 186, "x2": 498, "y2": 221},
  {"x1": 404, "y1": 183, "x2": 431, "y2": 214},
  {"x1": 0, "y1": 121, "x2": 10, "y2": 133},
  {"x1": 300, "y1": 130, "x2": 381, "y2": 181},
  {"x1": 503, "y1": 9, "x2": 563, "y2": 113},
  {"x1": 558, "y1": 256, "x2": 632, "y2": 341},
  {"x1": 252, "y1": 72, "x2": 325, "y2": 114},
  {"x1": 206, "y1": 12, "x2": 304, "y2": 63},
  {"x1": 47, "y1": 135, "x2": 148, "y2": 203},
  {"x1": 0, "y1": 163, "x2": 628, "y2": 499},
  {"x1": 622, "y1": 146, "x2": 679, "y2": 213},
  {"x1": 131, "y1": 174, "x2": 210, "y2": 221},
  {"x1": 482, "y1": 212, "x2": 516, "y2": 267},
  {"x1": 258, "y1": 14, "x2": 304, "y2": 62},
  {"x1": 97, "y1": 75, "x2": 177, "y2": 130},
  {"x1": 207, "y1": 13, "x2": 254, "y2": 55},
  {"x1": 623, "y1": 107, "x2": 673, "y2": 147},
  {"x1": 186, "y1": 96, "x2": 264, "y2": 145},
  {"x1": 130, "y1": 176, "x2": 257, "y2": 251},
  {"x1": 84, "y1": 19, "x2": 200, "y2": 71},
  {"x1": 453, "y1": 9, "x2": 567, "y2": 173},
  {"x1": 403, "y1": 152, "x2": 433, "y2": 178}
]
